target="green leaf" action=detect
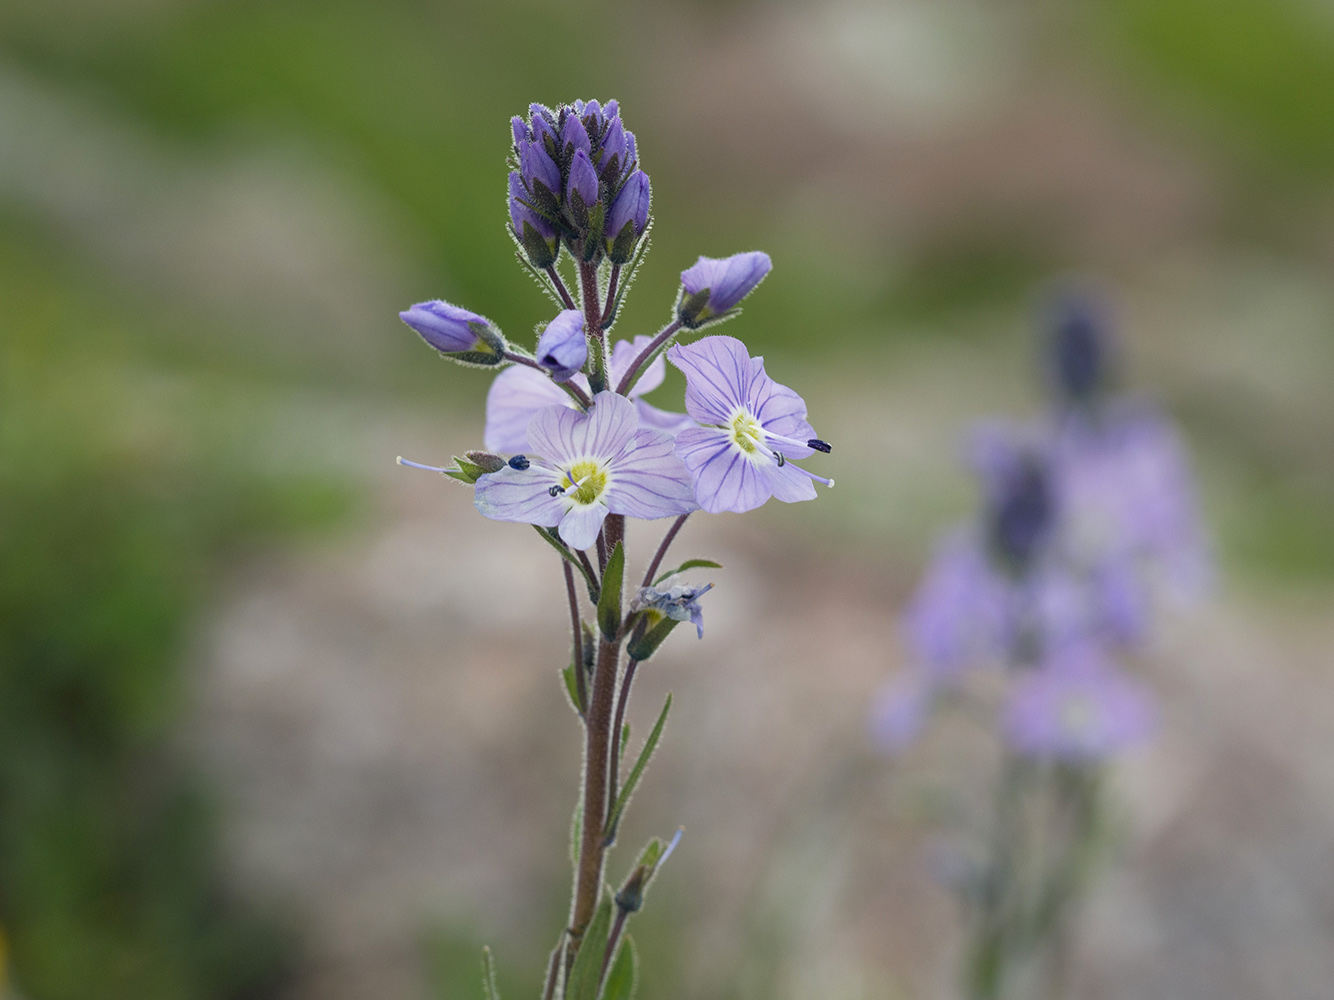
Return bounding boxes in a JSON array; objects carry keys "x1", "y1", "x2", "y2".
[
  {"x1": 567, "y1": 895, "x2": 613, "y2": 1000},
  {"x1": 481, "y1": 946, "x2": 500, "y2": 1000},
  {"x1": 651, "y1": 558, "x2": 722, "y2": 586},
  {"x1": 563, "y1": 662, "x2": 585, "y2": 717},
  {"x1": 604, "y1": 694, "x2": 671, "y2": 843},
  {"x1": 626, "y1": 617, "x2": 680, "y2": 662},
  {"x1": 597, "y1": 541, "x2": 625, "y2": 640},
  {"x1": 600, "y1": 934, "x2": 637, "y2": 1000}
]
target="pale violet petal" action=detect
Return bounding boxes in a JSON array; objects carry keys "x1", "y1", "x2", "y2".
[
  {"x1": 674, "y1": 426, "x2": 771, "y2": 514},
  {"x1": 605, "y1": 429, "x2": 698, "y2": 519},
  {"x1": 748, "y1": 356, "x2": 815, "y2": 455},
  {"x1": 559, "y1": 504, "x2": 609, "y2": 550},
  {"x1": 474, "y1": 465, "x2": 566, "y2": 526},
  {"x1": 667, "y1": 336, "x2": 752, "y2": 425},
  {"x1": 610, "y1": 335, "x2": 667, "y2": 397},
  {"x1": 485, "y1": 366, "x2": 571, "y2": 454},
  {"x1": 763, "y1": 459, "x2": 818, "y2": 504},
  {"x1": 634, "y1": 398, "x2": 696, "y2": 437}
]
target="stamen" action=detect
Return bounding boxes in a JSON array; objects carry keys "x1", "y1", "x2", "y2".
[
  {"x1": 508, "y1": 454, "x2": 530, "y2": 470},
  {"x1": 549, "y1": 470, "x2": 594, "y2": 499},
  {"x1": 807, "y1": 438, "x2": 832, "y2": 454},
  {"x1": 771, "y1": 450, "x2": 786, "y2": 467},
  {"x1": 765, "y1": 429, "x2": 833, "y2": 454},
  {"x1": 789, "y1": 462, "x2": 835, "y2": 488},
  {"x1": 660, "y1": 827, "x2": 685, "y2": 866},
  {"x1": 397, "y1": 456, "x2": 449, "y2": 473}
]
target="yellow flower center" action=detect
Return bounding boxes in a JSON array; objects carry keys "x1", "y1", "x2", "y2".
[
  {"x1": 564, "y1": 460, "x2": 608, "y2": 506},
  {"x1": 730, "y1": 411, "x2": 765, "y2": 455}
]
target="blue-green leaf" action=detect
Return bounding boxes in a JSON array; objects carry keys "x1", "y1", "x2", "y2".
[
  {"x1": 651, "y1": 558, "x2": 721, "y2": 586},
  {"x1": 600, "y1": 933, "x2": 637, "y2": 1000},
  {"x1": 597, "y1": 541, "x2": 625, "y2": 640},
  {"x1": 604, "y1": 694, "x2": 671, "y2": 843},
  {"x1": 567, "y1": 895, "x2": 613, "y2": 1000}
]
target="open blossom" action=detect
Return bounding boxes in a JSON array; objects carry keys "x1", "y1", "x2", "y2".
[
  {"x1": 473, "y1": 392, "x2": 695, "y2": 549},
  {"x1": 668, "y1": 336, "x2": 832, "y2": 514},
  {"x1": 1003, "y1": 646, "x2": 1156, "y2": 761},
  {"x1": 485, "y1": 335, "x2": 692, "y2": 454}
]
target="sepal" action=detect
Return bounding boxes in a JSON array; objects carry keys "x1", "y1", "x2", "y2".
[{"x1": 626, "y1": 616, "x2": 680, "y2": 661}]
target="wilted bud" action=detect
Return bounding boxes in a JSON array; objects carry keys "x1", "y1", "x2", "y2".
[
  {"x1": 400, "y1": 300, "x2": 506, "y2": 364},
  {"x1": 535, "y1": 309, "x2": 587, "y2": 382},
  {"x1": 605, "y1": 170, "x2": 650, "y2": 264},
  {"x1": 464, "y1": 451, "x2": 507, "y2": 474},
  {"x1": 677, "y1": 251, "x2": 772, "y2": 328}
]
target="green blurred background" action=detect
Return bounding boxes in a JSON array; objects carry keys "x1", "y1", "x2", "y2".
[{"x1": 2, "y1": 1, "x2": 1333, "y2": 998}]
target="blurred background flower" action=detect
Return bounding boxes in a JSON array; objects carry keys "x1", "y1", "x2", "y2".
[{"x1": 2, "y1": 1, "x2": 1334, "y2": 998}]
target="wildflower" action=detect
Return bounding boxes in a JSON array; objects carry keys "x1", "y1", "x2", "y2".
[
  {"x1": 668, "y1": 335, "x2": 832, "y2": 514},
  {"x1": 1002, "y1": 646, "x2": 1156, "y2": 761},
  {"x1": 535, "y1": 309, "x2": 587, "y2": 382},
  {"x1": 677, "y1": 252, "x2": 772, "y2": 328},
  {"x1": 1044, "y1": 285, "x2": 1117, "y2": 405},
  {"x1": 473, "y1": 392, "x2": 696, "y2": 549},
  {"x1": 484, "y1": 335, "x2": 691, "y2": 454},
  {"x1": 632, "y1": 582, "x2": 714, "y2": 639},
  {"x1": 400, "y1": 300, "x2": 505, "y2": 362}
]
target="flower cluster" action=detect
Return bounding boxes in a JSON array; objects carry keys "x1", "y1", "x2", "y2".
[
  {"x1": 394, "y1": 98, "x2": 833, "y2": 1000},
  {"x1": 874, "y1": 287, "x2": 1207, "y2": 762}
]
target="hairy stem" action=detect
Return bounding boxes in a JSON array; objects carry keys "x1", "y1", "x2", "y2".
[
  {"x1": 546, "y1": 265, "x2": 577, "y2": 310},
  {"x1": 600, "y1": 263, "x2": 621, "y2": 328},
  {"x1": 642, "y1": 512, "x2": 691, "y2": 586},
  {"x1": 504, "y1": 351, "x2": 591, "y2": 409},
  {"x1": 579, "y1": 261, "x2": 608, "y2": 393},
  {"x1": 601, "y1": 907, "x2": 630, "y2": 982},
  {"x1": 615, "y1": 319, "x2": 681, "y2": 396},
  {"x1": 563, "y1": 560, "x2": 587, "y2": 716},
  {"x1": 605, "y1": 656, "x2": 640, "y2": 843},
  {"x1": 570, "y1": 516, "x2": 625, "y2": 940}
]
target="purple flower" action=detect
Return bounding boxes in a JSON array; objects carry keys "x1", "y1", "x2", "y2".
[
  {"x1": 534, "y1": 309, "x2": 587, "y2": 382},
  {"x1": 473, "y1": 392, "x2": 697, "y2": 549},
  {"x1": 678, "y1": 252, "x2": 773, "y2": 328},
  {"x1": 632, "y1": 582, "x2": 714, "y2": 638},
  {"x1": 903, "y1": 532, "x2": 1014, "y2": 678},
  {"x1": 1003, "y1": 646, "x2": 1156, "y2": 761},
  {"x1": 484, "y1": 334, "x2": 691, "y2": 454},
  {"x1": 606, "y1": 170, "x2": 650, "y2": 263},
  {"x1": 600, "y1": 115, "x2": 628, "y2": 173},
  {"x1": 668, "y1": 335, "x2": 832, "y2": 514},
  {"x1": 519, "y1": 136, "x2": 561, "y2": 197},
  {"x1": 1054, "y1": 404, "x2": 1211, "y2": 602},
  {"x1": 567, "y1": 148, "x2": 600, "y2": 209},
  {"x1": 399, "y1": 300, "x2": 501, "y2": 357},
  {"x1": 970, "y1": 426, "x2": 1057, "y2": 572}
]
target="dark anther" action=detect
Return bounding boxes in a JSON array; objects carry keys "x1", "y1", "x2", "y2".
[
  {"x1": 508, "y1": 454, "x2": 530, "y2": 470},
  {"x1": 807, "y1": 439, "x2": 832, "y2": 453},
  {"x1": 772, "y1": 450, "x2": 786, "y2": 467},
  {"x1": 548, "y1": 484, "x2": 566, "y2": 497}
]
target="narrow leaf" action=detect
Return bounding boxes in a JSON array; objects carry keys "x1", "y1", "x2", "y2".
[
  {"x1": 600, "y1": 934, "x2": 638, "y2": 1000},
  {"x1": 597, "y1": 541, "x2": 625, "y2": 640},
  {"x1": 567, "y1": 895, "x2": 613, "y2": 1000},
  {"x1": 481, "y1": 946, "x2": 500, "y2": 1000},
  {"x1": 651, "y1": 559, "x2": 722, "y2": 587},
  {"x1": 604, "y1": 694, "x2": 672, "y2": 842},
  {"x1": 570, "y1": 802, "x2": 583, "y2": 871},
  {"x1": 563, "y1": 663, "x2": 585, "y2": 717}
]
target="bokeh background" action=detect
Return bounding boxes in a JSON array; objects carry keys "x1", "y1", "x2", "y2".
[{"x1": 3, "y1": 0, "x2": 1333, "y2": 998}]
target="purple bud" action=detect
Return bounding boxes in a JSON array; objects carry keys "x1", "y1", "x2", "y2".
[
  {"x1": 678, "y1": 251, "x2": 772, "y2": 324},
  {"x1": 562, "y1": 113, "x2": 591, "y2": 159},
  {"x1": 530, "y1": 105, "x2": 557, "y2": 150},
  {"x1": 400, "y1": 300, "x2": 493, "y2": 354},
  {"x1": 604, "y1": 99, "x2": 619, "y2": 121},
  {"x1": 599, "y1": 115, "x2": 627, "y2": 172},
  {"x1": 511, "y1": 116, "x2": 527, "y2": 150},
  {"x1": 509, "y1": 171, "x2": 556, "y2": 239},
  {"x1": 520, "y1": 138, "x2": 561, "y2": 196},
  {"x1": 567, "y1": 148, "x2": 600, "y2": 208},
  {"x1": 607, "y1": 170, "x2": 650, "y2": 245},
  {"x1": 535, "y1": 309, "x2": 587, "y2": 382},
  {"x1": 1046, "y1": 285, "x2": 1117, "y2": 403},
  {"x1": 583, "y1": 98, "x2": 602, "y2": 123},
  {"x1": 625, "y1": 130, "x2": 637, "y2": 167}
]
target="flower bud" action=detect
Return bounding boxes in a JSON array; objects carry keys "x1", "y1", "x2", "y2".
[
  {"x1": 599, "y1": 115, "x2": 627, "y2": 175},
  {"x1": 509, "y1": 171, "x2": 558, "y2": 268},
  {"x1": 606, "y1": 170, "x2": 650, "y2": 264},
  {"x1": 535, "y1": 309, "x2": 587, "y2": 382},
  {"x1": 400, "y1": 300, "x2": 504, "y2": 364},
  {"x1": 519, "y1": 137, "x2": 561, "y2": 198},
  {"x1": 1046, "y1": 286, "x2": 1116, "y2": 404},
  {"x1": 561, "y1": 111, "x2": 591, "y2": 160},
  {"x1": 566, "y1": 148, "x2": 600, "y2": 211},
  {"x1": 677, "y1": 251, "x2": 772, "y2": 328}
]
